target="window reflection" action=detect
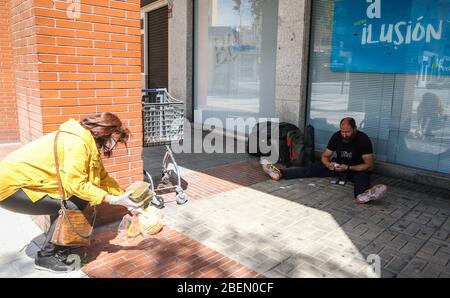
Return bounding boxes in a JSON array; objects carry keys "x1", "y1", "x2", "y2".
[
  {"x1": 194, "y1": 0, "x2": 278, "y2": 133},
  {"x1": 308, "y1": 0, "x2": 450, "y2": 175}
]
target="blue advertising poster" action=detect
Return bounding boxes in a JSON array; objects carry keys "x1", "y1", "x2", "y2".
[{"x1": 330, "y1": 0, "x2": 450, "y2": 75}]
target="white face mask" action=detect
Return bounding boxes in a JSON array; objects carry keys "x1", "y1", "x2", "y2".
[{"x1": 103, "y1": 137, "x2": 118, "y2": 153}]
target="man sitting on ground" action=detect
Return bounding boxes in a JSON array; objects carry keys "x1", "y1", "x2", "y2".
[{"x1": 261, "y1": 117, "x2": 387, "y2": 204}]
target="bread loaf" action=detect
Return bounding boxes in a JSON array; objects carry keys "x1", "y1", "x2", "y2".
[{"x1": 126, "y1": 181, "x2": 152, "y2": 205}]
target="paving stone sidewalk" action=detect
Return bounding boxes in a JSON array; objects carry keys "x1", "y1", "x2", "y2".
[
  {"x1": 1, "y1": 143, "x2": 450, "y2": 278},
  {"x1": 80, "y1": 160, "x2": 450, "y2": 278},
  {"x1": 0, "y1": 207, "x2": 87, "y2": 278}
]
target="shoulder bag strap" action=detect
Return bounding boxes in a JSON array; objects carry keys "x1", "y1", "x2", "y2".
[{"x1": 54, "y1": 131, "x2": 96, "y2": 238}]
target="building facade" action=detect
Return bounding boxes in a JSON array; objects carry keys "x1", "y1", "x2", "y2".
[
  {"x1": 143, "y1": 0, "x2": 450, "y2": 188},
  {"x1": 1, "y1": 0, "x2": 144, "y2": 181},
  {"x1": 1, "y1": 0, "x2": 449, "y2": 192}
]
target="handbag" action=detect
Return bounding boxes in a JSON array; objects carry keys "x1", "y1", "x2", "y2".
[{"x1": 50, "y1": 131, "x2": 96, "y2": 246}]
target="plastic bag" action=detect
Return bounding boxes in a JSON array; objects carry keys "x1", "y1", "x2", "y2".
[
  {"x1": 31, "y1": 215, "x2": 51, "y2": 234},
  {"x1": 117, "y1": 207, "x2": 164, "y2": 239},
  {"x1": 117, "y1": 214, "x2": 131, "y2": 239},
  {"x1": 138, "y1": 206, "x2": 164, "y2": 237}
]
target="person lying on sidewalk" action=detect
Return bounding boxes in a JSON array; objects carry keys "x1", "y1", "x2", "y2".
[
  {"x1": 261, "y1": 117, "x2": 387, "y2": 204},
  {"x1": 0, "y1": 112, "x2": 145, "y2": 273}
]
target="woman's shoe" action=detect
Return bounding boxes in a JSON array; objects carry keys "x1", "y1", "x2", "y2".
[{"x1": 34, "y1": 251, "x2": 75, "y2": 273}]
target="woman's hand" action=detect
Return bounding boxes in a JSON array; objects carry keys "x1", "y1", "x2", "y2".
[{"x1": 105, "y1": 192, "x2": 144, "y2": 210}]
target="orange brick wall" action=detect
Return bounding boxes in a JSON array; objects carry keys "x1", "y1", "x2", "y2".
[
  {"x1": 10, "y1": 0, "x2": 43, "y2": 143},
  {"x1": 8, "y1": 0, "x2": 144, "y2": 187},
  {"x1": 0, "y1": 0, "x2": 19, "y2": 143}
]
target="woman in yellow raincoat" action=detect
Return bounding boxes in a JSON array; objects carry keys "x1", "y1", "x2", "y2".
[{"x1": 0, "y1": 112, "x2": 144, "y2": 273}]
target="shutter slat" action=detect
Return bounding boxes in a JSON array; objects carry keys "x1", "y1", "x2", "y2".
[{"x1": 147, "y1": 6, "x2": 168, "y2": 89}]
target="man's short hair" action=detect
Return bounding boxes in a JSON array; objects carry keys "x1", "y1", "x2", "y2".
[{"x1": 340, "y1": 117, "x2": 357, "y2": 129}]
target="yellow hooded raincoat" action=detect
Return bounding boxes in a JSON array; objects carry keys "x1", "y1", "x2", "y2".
[{"x1": 0, "y1": 119, "x2": 124, "y2": 205}]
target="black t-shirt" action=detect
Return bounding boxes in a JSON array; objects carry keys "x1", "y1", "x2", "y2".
[{"x1": 326, "y1": 130, "x2": 373, "y2": 166}]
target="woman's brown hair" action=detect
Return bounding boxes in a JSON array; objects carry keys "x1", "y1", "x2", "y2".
[{"x1": 80, "y1": 112, "x2": 130, "y2": 157}]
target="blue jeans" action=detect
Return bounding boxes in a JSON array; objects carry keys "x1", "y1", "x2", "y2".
[{"x1": 281, "y1": 161, "x2": 371, "y2": 198}]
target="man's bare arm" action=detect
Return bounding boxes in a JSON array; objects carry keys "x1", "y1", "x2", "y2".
[{"x1": 321, "y1": 149, "x2": 335, "y2": 170}]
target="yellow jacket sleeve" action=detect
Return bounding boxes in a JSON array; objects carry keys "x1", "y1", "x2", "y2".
[
  {"x1": 100, "y1": 164, "x2": 124, "y2": 196},
  {"x1": 61, "y1": 141, "x2": 109, "y2": 206}
]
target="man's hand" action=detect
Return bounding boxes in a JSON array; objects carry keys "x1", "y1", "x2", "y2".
[
  {"x1": 327, "y1": 162, "x2": 335, "y2": 171},
  {"x1": 335, "y1": 164, "x2": 349, "y2": 172}
]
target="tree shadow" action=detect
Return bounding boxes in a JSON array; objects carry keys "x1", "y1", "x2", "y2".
[
  {"x1": 74, "y1": 169, "x2": 450, "y2": 278},
  {"x1": 164, "y1": 210, "x2": 373, "y2": 278},
  {"x1": 75, "y1": 222, "x2": 257, "y2": 278},
  {"x1": 134, "y1": 127, "x2": 450, "y2": 278},
  {"x1": 162, "y1": 172, "x2": 450, "y2": 278}
]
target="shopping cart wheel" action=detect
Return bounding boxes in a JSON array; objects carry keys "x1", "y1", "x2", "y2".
[
  {"x1": 176, "y1": 191, "x2": 187, "y2": 205},
  {"x1": 151, "y1": 195, "x2": 165, "y2": 209}
]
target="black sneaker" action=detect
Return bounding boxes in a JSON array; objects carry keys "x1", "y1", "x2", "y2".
[
  {"x1": 34, "y1": 251, "x2": 75, "y2": 273},
  {"x1": 54, "y1": 247, "x2": 74, "y2": 262}
]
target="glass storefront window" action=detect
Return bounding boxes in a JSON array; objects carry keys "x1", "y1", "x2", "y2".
[
  {"x1": 308, "y1": 0, "x2": 450, "y2": 175},
  {"x1": 194, "y1": 0, "x2": 279, "y2": 134}
]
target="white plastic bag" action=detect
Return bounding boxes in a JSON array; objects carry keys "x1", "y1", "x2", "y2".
[
  {"x1": 138, "y1": 206, "x2": 164, "y2": 237},
  {"x1": 117, "y1": 207, "x2": 164, "y2": 239},
  {"x1": 30, "y1": 215, "x2": 51, "y2": 234},
  {"x1": 117, "y1": 214, "x2": 140, "y2": 239}
]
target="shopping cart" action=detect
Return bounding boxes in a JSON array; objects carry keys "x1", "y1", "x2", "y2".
[
  {"x1": 142, "y1": 88, "x2": 187, "y2": 208},
  {"x1": 142, "y1": 88, "x2": 184, "y2": 146}
]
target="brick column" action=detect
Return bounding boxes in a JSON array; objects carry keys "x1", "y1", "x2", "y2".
[
  {"x1": 8, "y1": 0, "x2": 144, "y2": 223},
  {"x1": 0, "y1": 0, "x2": 19, "y2": 143},
  {"x1": 9, "y1": 0, "x2": 42, "y2": 143}
]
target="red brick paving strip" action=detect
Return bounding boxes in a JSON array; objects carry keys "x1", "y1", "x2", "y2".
[
  {"x1": 79, "y1": 227, "x2": 264, "y2": 278},
  {"x1": 160, "y1": 160, "x2": 268, "y2": 202}
]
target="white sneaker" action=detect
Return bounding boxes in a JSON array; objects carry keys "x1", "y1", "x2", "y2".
[
  {"x1": 356, "y1": 184, "x2": 387, "y2": 204},
  {"x1": 260, "y1": 159, "x2": 282, "y2": 181}
]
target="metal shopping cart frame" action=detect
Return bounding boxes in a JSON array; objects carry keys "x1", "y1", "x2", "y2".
[
  {"x1": 142, "y1": 88, "x2": 184, "y2": 146},
  {"x1": 142, "y1": 88, "x2": 187, "y2": 208}
]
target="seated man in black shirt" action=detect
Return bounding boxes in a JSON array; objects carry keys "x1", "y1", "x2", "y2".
[{"x1": 261, "y1": 117, "x2": 387, "y2": 204}]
